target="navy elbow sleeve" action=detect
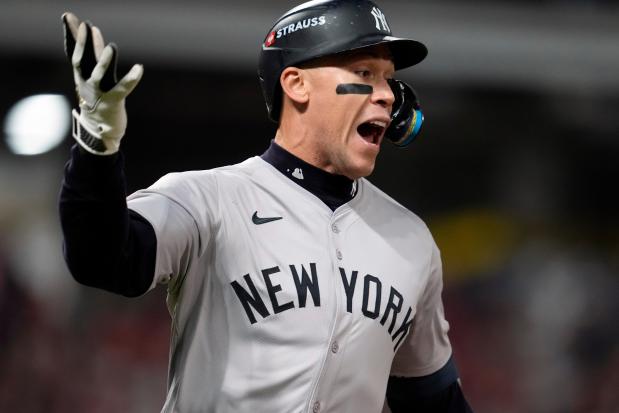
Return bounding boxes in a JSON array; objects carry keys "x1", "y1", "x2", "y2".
[
  {"x1": 387, "y1": 356, "x2": 474, "y2": 413},
  {"x1": 59, "y1": 145, "x2": 157, "y2": 296}
]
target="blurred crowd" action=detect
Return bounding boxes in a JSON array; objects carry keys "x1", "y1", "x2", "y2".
[{"x1": 0, "y1": 249, "x2": 169, "y2": 412}]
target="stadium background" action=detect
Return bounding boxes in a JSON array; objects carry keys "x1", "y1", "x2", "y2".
[{"x1": 0, "y1": 1, "x2": 617, "y2": 412}]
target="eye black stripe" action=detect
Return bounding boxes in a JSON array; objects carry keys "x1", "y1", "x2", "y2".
[{"x1": 336, "y1": 83, "x2": 373, "y2": 95}]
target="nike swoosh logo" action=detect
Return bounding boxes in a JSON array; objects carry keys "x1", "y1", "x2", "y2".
[{"x1": 252, "y1": 211, "x2": 283, "y2": 225}]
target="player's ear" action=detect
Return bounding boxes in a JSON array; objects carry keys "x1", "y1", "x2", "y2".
[{"x1": 280, "y1": 67, "x2": 309, "y2": 104}]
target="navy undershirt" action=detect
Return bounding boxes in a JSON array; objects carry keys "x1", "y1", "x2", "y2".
[
  {"x1": 261, "y1": 140, "x2": 355, "y2": 211},
  {"x1": 59, "y1": 143, "x2": 471, "y2": 412}
]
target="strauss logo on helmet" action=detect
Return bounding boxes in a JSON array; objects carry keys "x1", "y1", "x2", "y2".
[{"x1": 265, "y1": 31, "x2": 276, "y2": 47}]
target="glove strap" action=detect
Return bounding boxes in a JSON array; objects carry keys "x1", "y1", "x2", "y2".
[{"x1": 71, "y1": 109, "x2": 112, "y2": 155}]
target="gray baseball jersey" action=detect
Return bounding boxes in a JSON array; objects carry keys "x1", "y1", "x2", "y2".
[{"x1": 127, "y1": 155, "x2": 452, "y2": 413}]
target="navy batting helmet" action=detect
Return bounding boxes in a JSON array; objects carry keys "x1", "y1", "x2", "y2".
[{"x1": 258, "y1": 0, "x2": 428, "y2": 124}]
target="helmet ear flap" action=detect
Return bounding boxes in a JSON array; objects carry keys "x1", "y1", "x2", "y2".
[{"x1": 386, "y1": 79, "x2": 424, "y2": 147}]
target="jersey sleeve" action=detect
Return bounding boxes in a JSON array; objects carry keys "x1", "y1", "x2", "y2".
[
  {"x1": 127, "y1": 171, "x2": 219, "y2": 292},
  {"x1": 390, "y1": 241, "x2": 452, "y2": 377}
]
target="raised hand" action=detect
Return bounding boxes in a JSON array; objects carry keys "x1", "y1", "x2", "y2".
[{"x1": 62, "y1": 12, "x2": 143, "y2": 155}]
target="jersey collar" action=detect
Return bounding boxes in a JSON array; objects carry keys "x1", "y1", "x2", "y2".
[{"x1": 261, "y1": 141, "x2": 356, "y2": 211}]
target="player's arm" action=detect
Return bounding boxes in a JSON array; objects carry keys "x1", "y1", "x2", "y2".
[
  {"x1": 59, "y1": 13, "x2": 154, "y2": 296},
  {"x1": 60, "y1": 145, "x2": 157, "y2": 296},
  {"x1": 386, "y1": 242, "x2": 474, "y2": 412}
]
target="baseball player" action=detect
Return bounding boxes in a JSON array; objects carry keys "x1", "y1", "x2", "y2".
[{"x1": 59, "y1": 1, "x2": 474, "y2": 412}]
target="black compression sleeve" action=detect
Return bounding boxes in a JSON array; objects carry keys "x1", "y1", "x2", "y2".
[
  {"x1": 59, "y1": 145, "x2": 157, "y2": 297},
  {"x1": 387, "y1": 356, "x2": 474, "y2": 413}
]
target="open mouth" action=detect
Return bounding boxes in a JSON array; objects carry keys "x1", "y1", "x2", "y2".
[{"x1": 357, "y1": 120, "x2": 387, "y2": 145}]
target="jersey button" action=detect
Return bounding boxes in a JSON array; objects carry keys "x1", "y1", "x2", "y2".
[
  {"x1": 331, "y1": 223, "x2": 339, "y2": 233},
  {"x1": 331, "y1": 341, "x2": 339, "y2": 354},
  {"x1": 336, "y1": 249, "x2": 343, "y2": 260},
  {"x1": 313, "y1": 401, "x2": 321, "y2": 413}
]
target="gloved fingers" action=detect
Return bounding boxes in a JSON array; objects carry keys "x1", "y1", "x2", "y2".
[
  {"x1": 91, "y1": 25, "x2": 106, "y2": 60},
  {"x1": 90, "y1": 44, "x2": 116, "y2": 85},
  {"x1": 70, "y1": 22, "x2": 90, "y2": 90},
  {"x1": 112, "y1": 63, "x2": 144, "y2": 98},
  {"x1": 80, "y1": 22, "x2": 99, "y2": 80},
  {"x1": 62, "y1": 12, "x2": 80, "y2": 59},
  {"x1": 99, "y1": 42, "x2": 118, "y2": 92},
  {"x1": 71, "y1": 22, "x2": 87, "y2": 69},
  {"x1": 71, "y1": 21, "x2": 99, "y2": 80}
]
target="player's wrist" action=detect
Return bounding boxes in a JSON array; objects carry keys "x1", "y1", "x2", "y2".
[{"x1": 72, "y1": 109, "x2": 121, "y2": 155}]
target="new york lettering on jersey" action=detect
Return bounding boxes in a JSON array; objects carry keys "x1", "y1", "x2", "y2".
[
  {"x1": 200, "y1": 158, "x2": 434, "y2": 357},
  {"x1": 230, "y1": 264, "x2": 415, "y2": 350}
]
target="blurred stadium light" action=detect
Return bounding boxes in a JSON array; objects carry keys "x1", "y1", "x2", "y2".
[{"x1": 4, "y1": 94, "x2": 70, "y2": 155}]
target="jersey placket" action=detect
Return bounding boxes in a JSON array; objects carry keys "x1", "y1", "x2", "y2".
[{"x1": 305, "y1": 207, "x2": 355, "y2": 413}]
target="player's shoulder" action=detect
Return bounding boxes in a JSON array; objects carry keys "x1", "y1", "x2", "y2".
[
  {"x1": 152, "y1": 156, "x2": 265, "y2": 189},
  {"x1": 358, "y1": 178, "x2": 433, "y2": 237}
]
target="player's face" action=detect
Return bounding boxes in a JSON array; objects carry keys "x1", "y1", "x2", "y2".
[{"x1": 304, "y1": 46, "x2": 395, "y2": 179}]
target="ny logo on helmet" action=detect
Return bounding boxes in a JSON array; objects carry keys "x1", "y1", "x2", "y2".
[{"x1": 370, "y1": 7, "x2": 390, "y2": 32}]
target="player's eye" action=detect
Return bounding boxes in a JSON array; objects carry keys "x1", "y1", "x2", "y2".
[{"x1": 355, "y1": 70, "x2": 372, "y2": 79}]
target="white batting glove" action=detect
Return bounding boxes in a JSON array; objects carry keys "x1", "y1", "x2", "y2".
[{"x1": 63, "y1": 12, "x2": 143, "y2": 155}]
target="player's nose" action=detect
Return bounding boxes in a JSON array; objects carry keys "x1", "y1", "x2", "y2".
[{"x1": 371, "y1": 79, "x2": 395, "y2": 110}]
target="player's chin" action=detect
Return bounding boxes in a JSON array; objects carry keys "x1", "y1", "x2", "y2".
[
  {"x1": 344, "y1": 152, "x2": 378, "y2": 179},
  {"x1": 341, "y1": 134, "x2": 381, "y2": 178},
  {"x1": 355, "y1": 162, "x2": 376, "y2": 178}
]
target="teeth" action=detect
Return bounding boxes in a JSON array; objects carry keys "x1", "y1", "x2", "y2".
[{"x1": 369, "y1": 120, "x2": 387, "y2": 128}]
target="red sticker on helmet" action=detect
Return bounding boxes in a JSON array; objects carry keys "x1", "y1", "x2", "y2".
[{"x1": 265, "y1": 31, "x2": 276, "y2": 47}]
